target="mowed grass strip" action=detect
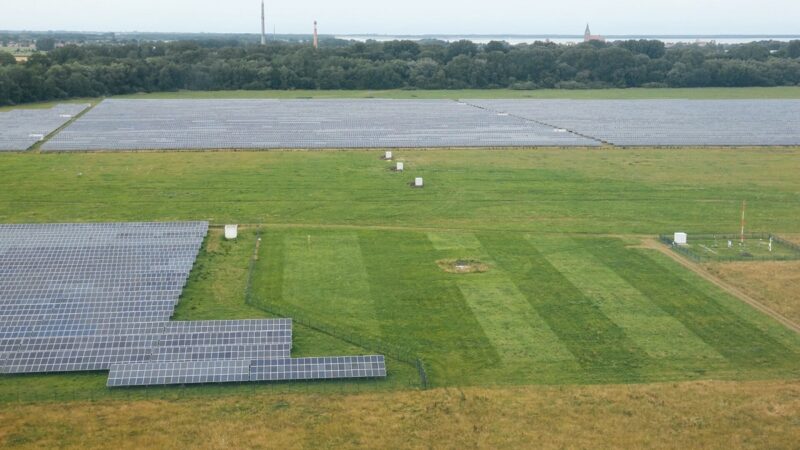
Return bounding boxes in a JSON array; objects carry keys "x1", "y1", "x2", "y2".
[
  {"x1": 478, "y1": 233, "x2": 648, "y2": 381},
  {"x1": 282, "y1": 231, "x2": 380, "y2": 337},
  {"x1": 427, "y1": 231, "x2": 577, "y2": 365},
  {"x1": 586, "y1": 239, "x2": 800, "y2": 370},
  {"x1": 358, "y1": 230, "x2": 502, "y2": 384},
  {"x1": 457, "y1": 278, "x2": 578, "y2": 365},
  {"x1": 531, "y1": 236, "x2": 725, "y2": 363}
]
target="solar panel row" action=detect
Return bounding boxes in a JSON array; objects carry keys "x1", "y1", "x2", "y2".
[
  {"x1": 107, "y1": 355, "x2": 387, "y2": 387},
  {"x1": 0, "y1": 103, "x2": 90, "y2": 151}
]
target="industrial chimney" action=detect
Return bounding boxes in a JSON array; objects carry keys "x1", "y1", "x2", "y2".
[
  {"x1": 313, "y1": 20, "x2": 319, "y2": 49},
  {"x1": 260, "y1": 1, "x2": 266, "y2": 45}
]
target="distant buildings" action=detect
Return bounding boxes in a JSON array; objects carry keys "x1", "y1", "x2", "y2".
[{"x1": 584, "y1": 24, "x2": 605, "y2": 43}]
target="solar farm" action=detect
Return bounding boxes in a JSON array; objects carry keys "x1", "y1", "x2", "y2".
[
  {"x1": 42, "y1": 99, "x2": 597, "y2": 151},
  {"x1": 0, "y1": 222, "x2": 385, "y2": 387},
  {"x1": 468, "y1": 99, "x2": 800, "y2": 146},
  {"x1": 0, "y1": 103, "x2": 89, "y2": 151},
  {"x1": 1, "y1": 90, "x2": 800, "y2": 446},
  {"x1": 27, "y1": 98, "x2": 800, "y2": 151}
]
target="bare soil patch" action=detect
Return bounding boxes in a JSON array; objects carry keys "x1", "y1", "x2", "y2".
[{"x1": 437, "y1": 258, "x2": 489, "y2": 274}]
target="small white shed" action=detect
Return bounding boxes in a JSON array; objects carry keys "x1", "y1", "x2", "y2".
[
  {"x1": 674, "y1": 232, "x2": 687, "y2": 245},
  {"x1": 384, "y1": 150, "x2": 393, "y2": 160},
  {"x1": 396, "y1": 162, "x2": 404, "y2": 172},
  {"x1": 414, "y1": 177, "x2": 424, "y2": 187},
  {"x1": 224, "y1": 224, "x2": 239, "y2": 240}
]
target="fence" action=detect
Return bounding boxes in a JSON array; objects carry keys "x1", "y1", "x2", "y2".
[{"x1": 658, "y1": 232, "x2": 800, "y2": 262}]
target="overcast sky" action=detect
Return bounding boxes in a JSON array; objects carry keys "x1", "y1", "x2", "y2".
[{"x1": 2, "y1": 0, "x2": 799, "y2": 35}]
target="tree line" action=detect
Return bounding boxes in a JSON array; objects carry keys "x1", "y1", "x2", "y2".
[{"x1": 1, "y1": 38, "x2": 800, "y2": 105}]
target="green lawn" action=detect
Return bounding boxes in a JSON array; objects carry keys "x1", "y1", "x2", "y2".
[
  {"x1": 0, "y1": 148, "x2": 799, "y2": 402},
  {"x1": 0, "y1": 148, "x2": 798, "y2": 234},
  {"x1": 248, "y1": 229, "x2": 800, "y2": 386}
]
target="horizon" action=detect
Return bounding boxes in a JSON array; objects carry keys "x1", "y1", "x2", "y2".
[
  {"x1": 2, "y1": 0, "x2": 799, "y2": 36},
  {"x1": 4, "y1": 29, "x2": 800, "y2": 39}
]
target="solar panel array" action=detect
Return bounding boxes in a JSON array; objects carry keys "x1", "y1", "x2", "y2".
[
  {"x1": 108, "y1": 355, "x2": 386, "y2": 387},
  {"x1": 42, "y1": 99, "x2": 597, "y2": 151},
  {"x1": 468, "y1": 99, "x2": 800, "y2": 146},
  {"x1": 0, "y1": 222, "x2": 387, "y2": 387},
  {"x1": 0, "y1": 103, "x2": 89, "y2": 151}
]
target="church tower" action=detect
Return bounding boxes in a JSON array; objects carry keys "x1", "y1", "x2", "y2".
[{"x1": 584, "y1": 24, "x2": 591, "y2": 42}]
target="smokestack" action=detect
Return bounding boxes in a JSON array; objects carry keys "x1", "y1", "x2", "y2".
[
  {"x1": 260, "y1": 1, "x2": 266, "y2": 45},
  {"x1": 313, "y1": 20, "x2": 318, "y2": 49}
]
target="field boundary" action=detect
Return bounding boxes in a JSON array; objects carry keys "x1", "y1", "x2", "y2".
[{"x1": 644, "y1": 238, "x2": 800, "y2": 334}]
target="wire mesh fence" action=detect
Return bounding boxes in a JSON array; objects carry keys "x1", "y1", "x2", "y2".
[{"x1": 658, "y1": 233, "x2": 800, "y2": 262}]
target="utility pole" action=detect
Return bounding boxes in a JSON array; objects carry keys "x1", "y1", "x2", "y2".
[{"x1": 740, "y1": 200, "x2": 746, "y2": 244}]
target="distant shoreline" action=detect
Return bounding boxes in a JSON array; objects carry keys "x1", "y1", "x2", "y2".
[{"x1": 336, "y1": 34, "x2": 800, "y2": 45}]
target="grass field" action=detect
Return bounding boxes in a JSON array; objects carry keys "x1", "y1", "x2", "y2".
[
  {"x1": 2, "y1": 380, "x2": 799, "y2": 449},
  {"x1": 0, "y1": 148, "x2": 799, "y2": 234},
  {"x1": 707, "y1": 260, "x2": 800, "y2": 324},
  {"x1": 1, "y1": 142, "x2": 799, "y2": 446},
  {"x1": 0, "y1": 147, "x2": 798, "y2": 399}
]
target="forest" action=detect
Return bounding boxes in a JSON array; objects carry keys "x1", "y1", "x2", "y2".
[{"x1": 1, "y1": 38, "x2": 800, "y2": 105}]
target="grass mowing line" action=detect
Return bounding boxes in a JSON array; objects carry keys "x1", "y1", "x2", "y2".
[
  {"x1": 478, "y1": 232, "x2": 648, "y2": 380},
  {"x1": 531, "y1": 235, "x2": 726, "y2": 363},
  {"x1": 585, "y1": 239, "x2": 799, "y2": 368},
  {"x1": 644, "y1": 238, "x2": 800, "y2": 334}
]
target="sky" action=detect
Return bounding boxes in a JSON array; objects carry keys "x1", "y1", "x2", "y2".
[{"x1": 2, "y1": 0, "x2": 799, "y2": 35}]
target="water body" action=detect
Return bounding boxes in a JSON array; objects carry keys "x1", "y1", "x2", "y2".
[{"x1": 336, "y1": 35, "x2": 800, "y2": 45}]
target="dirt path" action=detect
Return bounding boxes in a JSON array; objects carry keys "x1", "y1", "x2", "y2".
[{"x1": 641, "y1": 238, "x2": 800, "y2": 334}]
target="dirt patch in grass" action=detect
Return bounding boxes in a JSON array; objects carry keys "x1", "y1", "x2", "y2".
[
  {"x1": 706, "y1": 260, "x2": 800, "y2": 325},
  {"x1": 436, "y1": 258, "x2": 489, "y2": 274}
]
